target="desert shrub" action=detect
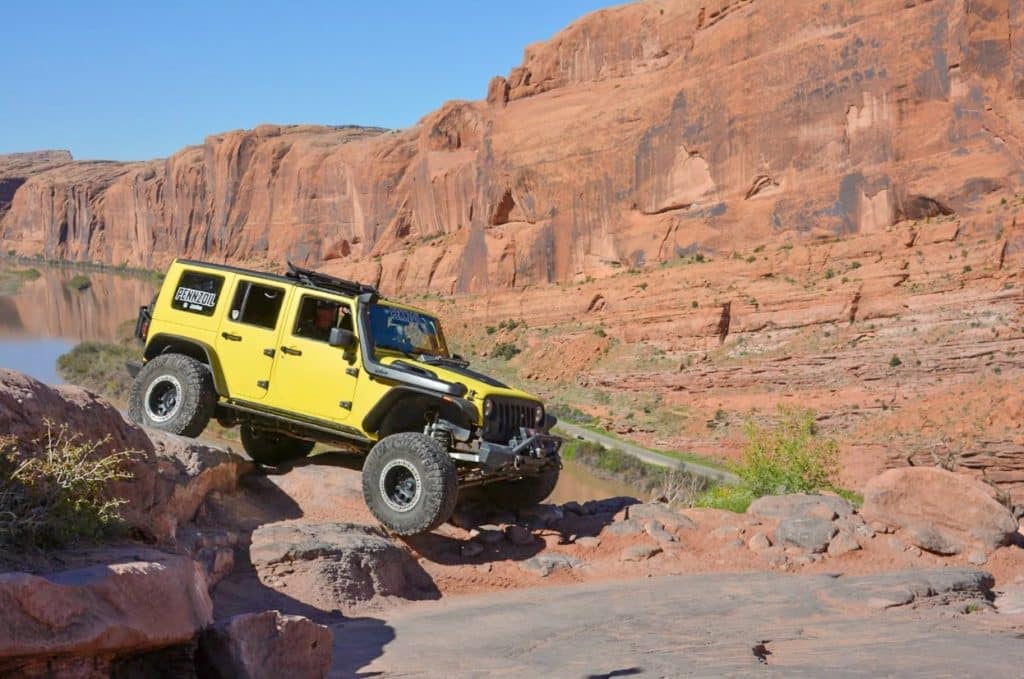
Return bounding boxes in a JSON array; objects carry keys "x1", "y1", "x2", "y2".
[
  {"x1": 0, "y1": 424, "x2": 135, "y2": 549},
  {"x1": 492, "y1": 342, "x2": 521, "y2": 360},
  {"x1": 737, "y1": 407, "x2": 838, "y2": 496},
  {"x1": 696, "y1": 407, "x2": 839, "y2": 512}
]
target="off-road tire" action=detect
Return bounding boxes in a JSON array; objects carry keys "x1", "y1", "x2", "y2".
[
  {"x1": 482, "y1": 466, "x2": 561, "y2": 511},
  {"x1": 362, "y1": 432, "x2": 458, "y2": 535},
  {"x1": 128, "y1": 353, "x2": 216, "y2": 437},
  {"x1": 240, "y1": 423, "x2": 316, "y2": 466}
]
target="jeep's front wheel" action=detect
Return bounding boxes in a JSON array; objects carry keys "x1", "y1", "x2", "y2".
[
  {"x1": 482, "y1": 466, "x2": 561, "y2": 511},
  {"x1": 128, "y1": 354, "x2": 216, "y2": 437},
  {"x1": 362, "y1": 432, "x2": 458, "y2": 535},
  {"x1": 240, "y1": 423, "x2": 315, "y2": 466}
]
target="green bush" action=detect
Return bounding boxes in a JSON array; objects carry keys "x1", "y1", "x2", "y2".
[
  {"x1": 492, "y1": 342, "x2": 521, "y2": 360},
  {"x1": 696, "y1": 484, "x2": 756, "y2": 513},
  {"x1": 737, "y1": 407, "x2": 838, "y2": 497},
  {"x1": 696, "y1": 407, "x2": 840, "y2": 511},
  {"x1": 0, "y1": 424, "x2": 135, "y2": 549}
]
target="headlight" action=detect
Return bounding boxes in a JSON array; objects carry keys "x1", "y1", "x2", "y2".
[
  {"x1": 483, "y1": 398, "x2": 494, "y2": 418},
  {"x1": 534, "y1": 404, "x2": 545, "y2": 425}
]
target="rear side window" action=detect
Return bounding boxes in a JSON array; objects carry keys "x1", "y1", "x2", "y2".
[
  {"x1": 170, "y1": 271, "x2": 224, "y2": 316},
  {"x1": 229, "y1": 281, "x2": 285, "y2": 330}
]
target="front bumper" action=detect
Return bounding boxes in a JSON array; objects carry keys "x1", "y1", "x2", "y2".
[{"x1": 478, "y1": 431, "x2": 562, "y2": 473}]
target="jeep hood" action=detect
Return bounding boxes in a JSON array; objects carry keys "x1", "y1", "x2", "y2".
[{"x1": 379, "y1": 355, "x2": 540, "y2": 402}]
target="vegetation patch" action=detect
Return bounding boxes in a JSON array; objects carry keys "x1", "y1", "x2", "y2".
[
  {"x1": 57, "y1": 340, "x2": 140, "y2": 402},
  {"x1": 696, "y1": 407, "x2": 849, "y2": 512},
  {"x1": 491, "y1": 342, "x2": 521, "y2": 360},
  {"x1": 0, "y1": 424, "x2": 135, "y2": 549},
  {"x1": 65, "y1": 274, "x2": 92, "y2": 291}
]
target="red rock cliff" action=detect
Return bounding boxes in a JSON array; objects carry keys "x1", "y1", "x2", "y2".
[{"x1": 2, "y1": 0, "x2": 1023, "y2": 297}]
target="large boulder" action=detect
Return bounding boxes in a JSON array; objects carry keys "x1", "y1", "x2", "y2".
[
  {"x1": 0, "y1": 549, "x2": 212, "y2": 671},
  {"x1": 197, "y1": 610, "x2": 331, "y2": 679},
  {"x1": 0, "y1": 369, "x2": 252, "y2": 543},
  {"x1": 861, "y1": 467, "x2": 1018, "y2": 555},
  {"x1": 250, "y1": 522, "x2": 438, "y2": 609}
]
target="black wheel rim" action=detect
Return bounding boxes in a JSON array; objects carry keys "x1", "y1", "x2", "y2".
[
  {"x1": 381, "y1": 460, "x2": 421, "y2": 512},
  {"x1": 145, "y1": 376, "x2": 181, "y2": 423}
]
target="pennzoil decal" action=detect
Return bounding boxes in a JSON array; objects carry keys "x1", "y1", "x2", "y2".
[{"x1": 174, "y1": 286, "x2": 217, "y2": 312}]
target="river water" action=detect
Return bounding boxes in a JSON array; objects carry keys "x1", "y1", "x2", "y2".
[{"x1": 0, "y1": 262, "x2": 633, "y2": 502}]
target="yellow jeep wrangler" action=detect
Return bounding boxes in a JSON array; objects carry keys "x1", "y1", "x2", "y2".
[{"x1": 128, "y1": 259, "x2": 561, "y2": 534}]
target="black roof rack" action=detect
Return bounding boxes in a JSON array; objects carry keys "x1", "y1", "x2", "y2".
[{"x1": 285, "y1": 261, "x2": 379, "y2": 298}]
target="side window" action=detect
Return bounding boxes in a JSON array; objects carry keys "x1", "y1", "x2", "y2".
[
  {"x1": 170, "y1": 271, "x2": 224, "y2": 316},
  {"x1": 228, "y1": 281, "x2": 285, "y2": 330},
  {"x1": 293, "y1": 295, "x2": 353, "y2": 342}
]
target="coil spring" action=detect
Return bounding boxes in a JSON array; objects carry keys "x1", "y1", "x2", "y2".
[{"x1": 431, "y1": 428, "x2": 453, "y2": 451}]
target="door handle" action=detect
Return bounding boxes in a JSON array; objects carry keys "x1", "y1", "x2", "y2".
[
  {"x1": 221, "y1": 332, "x2": 242, "y2": 341},
  {"x1": 280, "y1": 346, "x2": 303, "y2": 356}
]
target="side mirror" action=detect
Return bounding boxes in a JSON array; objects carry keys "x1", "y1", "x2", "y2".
[{"x1": 329, "y1": 327, "x2": 356, "y2": 348}]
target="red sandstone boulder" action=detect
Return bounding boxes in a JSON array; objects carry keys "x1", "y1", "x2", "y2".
[
  {"x1": 0, "y1": 549, "x2": 212, "y2": 672},
  {"x1": 197, "y1": 610, "x2": 332, "y2": 679},
  {"x1": 861, "y1": 467, "x2": 1018, "y2": 555}
]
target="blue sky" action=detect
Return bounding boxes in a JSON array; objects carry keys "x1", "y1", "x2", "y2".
[{"x1": 2, "y1": 1, "x2": 619, "y2": 161}]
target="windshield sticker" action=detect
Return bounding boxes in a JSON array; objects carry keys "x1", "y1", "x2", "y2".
[{"x1": 388, "y1": 308, "x2": 422, "y2": 323}]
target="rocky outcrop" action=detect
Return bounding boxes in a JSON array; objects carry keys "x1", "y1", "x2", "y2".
[
  {"x1": 861, "y1": 467, "x2": 1019, "y2": 555},
  {"x1": 249, "y1": 522, "x2": 439, "y2": 609},
  {"x1": 0, "y1": 549, "x2": 212, "y2": 675},
  {"x1": 197, "y1": 610, "x2": 331, "y2": 679},
  {"x1": 0, "y1": 369, "x2": 252, "y2": 543},
  {"x1": 2, "y1": 1, "x2": 1022, "y2": 298}
]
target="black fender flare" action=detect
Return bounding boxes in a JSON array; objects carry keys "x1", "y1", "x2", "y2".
[
  {"x1": 143, "y1": 333, "x2": 227, "y2": 396},
  {"x1": 362, "y1": 385, "x2": 478, "y2": 436}
]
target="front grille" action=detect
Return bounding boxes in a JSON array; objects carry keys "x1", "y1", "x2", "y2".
[{"x1": 482, "y1": 398, "x2": 537, "y2": 443}]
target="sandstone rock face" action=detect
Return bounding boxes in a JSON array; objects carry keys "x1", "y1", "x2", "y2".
[
  {"x1": 197, "y1": 610, "x2": 331, "y2": 679},
  {"x1": 2, "y1": 1, "x2": 1021, "y2": 298},
  {"x1": 249, "y1": 522, "x2": 438, "y2": 608},
  {"x1": 0, "y1": 369, "x2": 251, "y2": 544},
  {"x1": 0, "y1": 549, "x2": 212, "y2": 670},
  {"x1": 861, "y1": 467, "x2": 1019, "y2": 554}
]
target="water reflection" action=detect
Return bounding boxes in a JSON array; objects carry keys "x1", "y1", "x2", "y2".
[
  {"x1": 0, "y1": 264, "x2": 157, "y2": 383},
  {"x1": 0, "y1": 265, "x2": 156, "y2": 341},
  {"x1": 549, "y1": 458, "x2": 639, "y2": 504}
]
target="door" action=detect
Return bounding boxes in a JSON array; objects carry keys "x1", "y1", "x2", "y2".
[
  {"x1": 266, "y1": 293, "x2": 360, "y2": 422},
  {"x1": 215, "y1": 277, "x2": 290, "y2": 401}
]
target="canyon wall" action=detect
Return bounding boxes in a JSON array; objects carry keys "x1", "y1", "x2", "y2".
[{"x1": 1, "y1": 0, "x2": 1022, "y2": 297}]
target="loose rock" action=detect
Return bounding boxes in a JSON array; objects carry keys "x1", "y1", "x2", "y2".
[
  {"x1": 197, "y1": 610, "x2": 331, "y2": 679},
  {"x1": 775, "y1": 517, "x2": 837, "y2": 554}
]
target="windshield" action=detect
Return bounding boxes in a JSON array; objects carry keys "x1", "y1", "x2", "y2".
[{"x1": 368, "y1": 304, "x2": 449, "y2": 358}]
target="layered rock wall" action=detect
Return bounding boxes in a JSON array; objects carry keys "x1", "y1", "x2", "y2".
[{"x1": 2, "y1": 1, "x2": 1022, "y2": 296}]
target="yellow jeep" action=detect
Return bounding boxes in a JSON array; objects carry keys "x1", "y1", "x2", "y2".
[{"x1": 128, "y1": 259, "x2": 561, "y2": 534}]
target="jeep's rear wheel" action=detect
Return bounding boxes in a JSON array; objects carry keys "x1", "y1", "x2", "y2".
[
  {"x1": 362, "y1": 432, "x2": 458, "y2": 535},
  {"x1": 482, "y1": 466, "x2": 561, "y2": 511},
  {"x1": 240, "y1": 423, "x2": 315, "y2": 466},
  {"x1": 128, "y1": 354, "x2": 215, "y2": 437}
]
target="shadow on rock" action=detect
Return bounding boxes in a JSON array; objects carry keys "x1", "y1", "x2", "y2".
[{"x1": 332, "y1": 616, "x2": 398, "y2": 679}]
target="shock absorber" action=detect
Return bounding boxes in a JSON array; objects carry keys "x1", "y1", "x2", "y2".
[{"x1": 431, "y1": 427, "x2": 454, "y2": 451}]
